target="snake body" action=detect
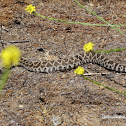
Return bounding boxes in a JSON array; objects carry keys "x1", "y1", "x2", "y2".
[{"x1": 20, "y1": 51, "x2": 126, "y2": 73}]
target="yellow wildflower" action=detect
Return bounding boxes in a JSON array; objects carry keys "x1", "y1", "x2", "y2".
[
  {"x1": 25, "y1": 4, "x2": 36, "y2": 14},
  {"x1": 83, "y1": 42, "x2": 94, "y2": 52},
  {"x1": 74, "y1": 66, "x2": 85, "y2": 75},
  {"x1": 0, "y1": 45, "x2": 21, "y2": 68}
]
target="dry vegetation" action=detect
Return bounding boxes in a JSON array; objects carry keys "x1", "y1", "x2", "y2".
[{"x1": 0, "y1": 0, "x2": 126, "y2": 125}]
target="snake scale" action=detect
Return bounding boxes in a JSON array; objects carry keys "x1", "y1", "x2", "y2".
[{"x1": 19, "y1": 50, "x2": 126, "y2": 73}]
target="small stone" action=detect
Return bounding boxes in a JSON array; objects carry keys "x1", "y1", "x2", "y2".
[
  {"x1": 19, "y1": 104, "x2": 24, "y2": 108},
  {"x1": 109, "y1": 73, "x2": 114, "y2": 78},
  {"x1": 52, "y1": 115, "x2": 62, "y2": 126}
]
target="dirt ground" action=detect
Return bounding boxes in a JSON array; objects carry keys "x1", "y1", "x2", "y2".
[{"x1": 0, "y1": 0, "x2": 126, "y2": 125}]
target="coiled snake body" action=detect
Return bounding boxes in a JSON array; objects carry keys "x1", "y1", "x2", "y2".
[{"x1": 20, "y1": 51, "x2": 126, "y2": 73}]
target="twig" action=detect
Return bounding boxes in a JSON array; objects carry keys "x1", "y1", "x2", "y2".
[
  {"x1": 35, "y1": 107, "x2": 47, "y2": 126},
  {"x1": 0, "y1": 25, "x2": 4, "y2": 48},
  {"x1": 1, "y1": 40, "x2": 30, "y2": 44},
  {"x1": 83, "y1": 72, "x2": 110, "y2": 76}
]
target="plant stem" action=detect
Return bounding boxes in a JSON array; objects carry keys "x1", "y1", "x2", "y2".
[{"x1": 0, "y1": 68, "x2": 10, "y2": 92}]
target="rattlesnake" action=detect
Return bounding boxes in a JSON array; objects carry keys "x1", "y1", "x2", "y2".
[{"x1": 20, "y1": 50, "x2": 126, "y2": 73}]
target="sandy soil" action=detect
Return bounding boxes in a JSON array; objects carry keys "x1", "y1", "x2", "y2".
[{"x1": 0, "y1": 0, "x2": 126, "y2": 125}]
